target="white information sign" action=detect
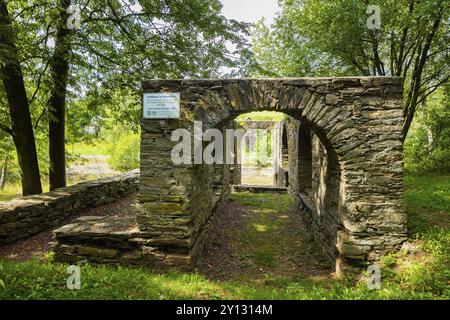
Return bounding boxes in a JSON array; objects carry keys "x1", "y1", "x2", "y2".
[{"x1": 143, "y1": 92, "x2": 180, "y2": 119}]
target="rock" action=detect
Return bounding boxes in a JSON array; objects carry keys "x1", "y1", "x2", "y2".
[
  {"x1": 51, "y1": 77, "x2": 407, "y2": 274},
  {"x1": 0, "y1": 170, "x2": 139, "y2": 246}
]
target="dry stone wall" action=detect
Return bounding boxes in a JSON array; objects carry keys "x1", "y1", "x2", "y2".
[
  {"x1": 137, "y1": 77, "x2": 407, "y2": 272},
  {"x1": 51, "y1": 77, "x2": 407, "y2": 273},
  {"x1": 0, "y1": 170, "x2": 139, "y2": 246},
  {"x1": 286, "y1": 119, "x2": 341, "y2": 262},
  {"x1": 234, "y1": 120, "x2": 285, "y2": 187}
]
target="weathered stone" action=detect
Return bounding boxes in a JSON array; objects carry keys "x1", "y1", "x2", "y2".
[
  {"x1": 142, "y1": 202, "x2": 189, "y2": 214},
  {"x1": 48, "y1": 77, "x2": 406, "y2": 274},
  {"x1": 165, "y1": 254, "x2": 192, "y2": 266},
  {"x1": 325, "y1": 93, "x2": 341, "y2": 105},
  {"x1": 78, "y1": 246, "x2": 118, "y2": 259},
  {"x1": 0, "y1": 170, "x2": 139, "y2": 246}
]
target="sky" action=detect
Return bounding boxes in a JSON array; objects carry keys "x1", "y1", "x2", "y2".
[{"x1": 220, "y1": 0, "x2": 279, "y2": 26}]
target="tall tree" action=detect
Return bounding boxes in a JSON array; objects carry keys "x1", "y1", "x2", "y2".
[
  {"x1": 48, "y1": 0, "x2": 72, "y2": 190},
  {"x1": 0, "y1": 0, "x2": 248, "y2": 195},
  {"x1": 0, "y1": 0, "x2": 42, "y2": 195},
  {"x1": 252, "y1": 0, "x2": 450, "y2": 138}
]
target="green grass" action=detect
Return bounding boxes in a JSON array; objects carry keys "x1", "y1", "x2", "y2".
[
  {"x1": 0, "y1": 256, "x2": 445, "y2": 300},
  {"x1": 68, "y1": 141, "x2": 111, "y2": 156},
  {"x1": 405, "y1": 175, "x2": 450, "y2": 232},
  {"x1": 405, "y1": 175, "x2": 450, "y2": 212},
  {"x1": 229, "y1": 194, "x2": 297, "y2": 270},
  {"x1": 236, "y1": 111, "x2": 287, "y2": 122},
  {"x1": 0, "y1": 140, "x2": 115, "y2": 202},
  {"x1": 0, "y1": 184, "x2": 21, "y2": 202},
  {"x1": 0, "y1": 174, "x2": 449, "y2": 300},
  {"x1": 0, "y1": 173, "x2": 113, "y2": 202}
]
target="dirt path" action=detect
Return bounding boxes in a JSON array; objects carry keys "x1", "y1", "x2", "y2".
[
  {"x1": 1, "y1": 193, "x2": 332, "y2": 283},
  {"x1": 68, "y1": 156, "x2": 119, "y2": 179},
  {"x1": 197, "y1": 193, "x2": 333, "y2": 282}
]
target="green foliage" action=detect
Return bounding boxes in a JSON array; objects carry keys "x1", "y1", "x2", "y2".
[
  {"x1": 251, "y1": 0, "x2": 450, "y2": 138},
  {"x1": 107, "y1": 130, "x2": 140, "y2": 172},
  {"x1": 238, "y1": 112, "x2": 288, "y2": 169},
  {"x1": 241, "y1": 129, "x2": 274, "y2": 168},
  {"x1": 0, "y1": 133, "x2": 19, "y2": 186},
  {"x1": 405, "y1": 85, "x2": 450, "y2": 174},
  {"x1": 251, "y1": 10, "x2": 343, "y2": 77},
  {"x1": 252, "y1": 0, "x2": 449, "y2": 78},
  {"x1": 1, "y1": 0, "x2": 250, "y2": 194},
  {"x1": 68, "y1": 142, "x2": 110, "y2": 157}
]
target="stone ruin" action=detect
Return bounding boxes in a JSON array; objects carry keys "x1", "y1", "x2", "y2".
[
  {"x1": 234, "y1": 119, "x2": 289, "y2": 187},
  {"x1": 53, "y1": 77, "x2": 407, "y2": 274}
]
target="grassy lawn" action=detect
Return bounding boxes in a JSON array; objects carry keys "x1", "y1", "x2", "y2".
[
  {"x1": 68, "y1": 141, "x2": 111, "y2": 157},
  {"x1": 0, "y1": 184, "x2": 21, "y2": 202},
  {"x1": 236, "y1": 111, "x2": 287, "y2": 122},
  {"x1": 0, "y1": 141, "x2": 115, "y2": 202},
  {"x1": 0, "y1": 174, "x2": 449, "y2": 300},
  {"x1": 0, "y1": 173, "x2": 111, "y2": 202},
  {"x1": 405, "y1": 175, "x2": 450, "y2": 231}
]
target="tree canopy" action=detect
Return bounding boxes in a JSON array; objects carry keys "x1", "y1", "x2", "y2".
[
  {"x1": 0, "y1": 0, "x2": 250, "y2": 195},
  {"x1": 252, "y1": 0, "x2": 450, "y2": 137}
]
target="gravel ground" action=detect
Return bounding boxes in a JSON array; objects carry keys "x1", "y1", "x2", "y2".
[{"x1": 68, "y1": 157, "x2": 119, "y2": 178}]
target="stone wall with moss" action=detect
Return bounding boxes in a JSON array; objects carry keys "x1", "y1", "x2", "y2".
[
  {"x1": 310, "y1": 134, "x2": 341, "y2": 261},
  {"x1": 138, "y1": 119, "x2": 232, "y2": 269},
  {"x1": 286, "y1": 119, "x2": 340, "y2": 262},
  {"x1": 0, "y1": 170, "x2": 139, "y2": 246},
  {"x1": 52, "y1": 77, "x2": 407, "y2": 273}
]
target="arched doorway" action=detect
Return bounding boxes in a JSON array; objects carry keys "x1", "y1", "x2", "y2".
[{"x1": 53, "y1": 77, "x2": 408, "y2": 275}]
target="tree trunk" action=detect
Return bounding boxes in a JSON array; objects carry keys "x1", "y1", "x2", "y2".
[
  {"x1": 421, "y1": 98, "x2": 434, "y2": 156},
  {"x1": 48, "y1": 0, "x2": 72, "y2": 190},
  {"x1": 402, "y1": 9, "x2": 443, "y2": 140},
  {"x1": 0, "y1": 156, "x2": 8, "y2": 190},
  {"x1": 0, "y1": 1, "x2": 43, "y2": 196},
  {"x1": 0, "y1": 168, "x2": 4, "y2": 190}
]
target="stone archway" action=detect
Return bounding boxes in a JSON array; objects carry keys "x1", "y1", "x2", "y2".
[
  {"x1": 138, "y1": 77, "x2": 407, "y2": 272},
  {"x1": 53, "y1": 77, "x2": 407, "y2": 274},
  {"x1": 234, "y1": 119, "x2": 285, "y2": 187}
]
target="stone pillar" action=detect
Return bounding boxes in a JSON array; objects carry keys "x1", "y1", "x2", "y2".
[
  {"x1": 272, "y1": 122, "x2": 283, "y2": 187},
  {"x1": 138, "y1": 119, "x2": 195, "y2": 268},
  {"x1": 232, "y1": 121, "x2": 243, "y2": 185},
  {"x1": 281, "y1": 122, "x2": 289, "y2": 187}
]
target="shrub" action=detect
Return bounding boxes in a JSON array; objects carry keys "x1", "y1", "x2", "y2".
[
  {"x1": 404, "y1": 86, "x2": 450, "y2": 174},
  {"x1": 108, "y1": 132, "x2": 140, "y2": 172}
]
